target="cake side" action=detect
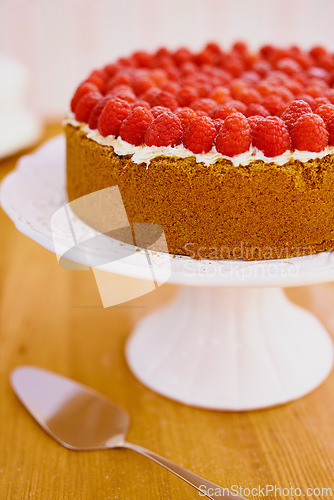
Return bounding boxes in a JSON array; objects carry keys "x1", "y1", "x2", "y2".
[{"x1": 66, "y1": 123, "x2": 334, "y2": 260}]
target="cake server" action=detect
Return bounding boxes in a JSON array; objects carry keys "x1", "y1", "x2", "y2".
[{"x1": 11, "y1": 366, "x2": 245, "y2": 499}]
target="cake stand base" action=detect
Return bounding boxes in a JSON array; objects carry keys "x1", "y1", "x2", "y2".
[{"x1": 126, "y1": 286, "x2": 333, "y2": 410}]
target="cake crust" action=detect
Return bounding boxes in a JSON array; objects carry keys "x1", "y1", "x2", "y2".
[{"x1": 66, "y1": 123, "x2": 334, "y2": 260}]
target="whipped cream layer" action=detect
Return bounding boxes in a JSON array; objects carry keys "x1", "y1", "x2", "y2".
[{"x1": 65, "y1": 113, "x2": 334, "y2": 167}]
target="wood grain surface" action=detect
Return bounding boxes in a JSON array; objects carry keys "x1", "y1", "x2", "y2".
[{"x1": 1, "y1": 124, "x2": 334, "y2": 500}]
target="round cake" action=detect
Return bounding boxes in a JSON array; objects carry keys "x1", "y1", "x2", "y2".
[{"x1": 65, "y1": 42, "x2": 334, "y2": 260}]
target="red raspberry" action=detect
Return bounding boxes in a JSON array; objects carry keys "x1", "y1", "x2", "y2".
[
  {"x1": 326, "y1": 114, "x2": 334, "y2": 145},
  {"x1": 215, "y1": 113, "x2": 251, "y2": 157},
  {"x1": 238, "y1": 87, "x2": 262, "y2": 105},
  {"x1": 151, "y1": 106, "x2": 170, "y2": 118},
  {"x1": 173, "y1": 47, "x2": 193, "y2": 66},
  {"x1": 88, "y1": 96, "x2": 110, "y2": 129},
  {"x1": 296, "y1": 93, "x2": 315, "y2": 108},
  {"x1": 141, "y1": 87, "x2": 161, "y2": 105},
  {"x1": 131, "y1": 99, "x2": 150, "y2": 110},
  {"x1": 210, "y1": 87, "x2": 230, "y2": 104},
  {"x1": 132, "y1": 51, "x2": 154, "y2": 68},
  {"x1": 176, "y1": 85, "x2": 198, "y2": 106},
  {"x1": 291, "y1": 113, "x2": 328, "y2": 152},
  {"x1": 252, "y1": 116, "x2": 291, "y2": 156},
  {"x1": 145, "y1": 111, "x2": 183, "y2": 147},
  {"x1": 70, "y1": 82, "x2": 98, "y2": 112},
  {"x1": 280, "y1": 100, "x2": 313, "y2": 132},
  {"x1": 191, "y1": 98, "x2": 217, "y2": 115},
  {"x1": 247, "y1": 115, "x2": 265, "y2": 134},
  {"x1": 133, "y1": 73, "x2": 155, "y2": 96},
  {"x1": 276, "y1": 58, "x2": 302, "y2": 75},
  {"x1": 161, "y1": 81, "x2": 180, "y2": 94},
  {"x1": 245, "y1": 103, "x2": 270, "y2": 117},
  {"x1": 311, "y1": 96, "x2": 330, "y2": 111},
  {"x1": 120, "y1": 106, "x2": 154, "y2": 146},
  {"x1": 86, "y1": 70, "x2": 106, "y2": 91},
  {"x1": 175, "y1": 107, "x2": 197, "y2": 130},
  {"x1": 75, "y1": 91, "x2": 102, "y2": 122},
  {"x1": 150, "y1": 90, "x2": 178, "y2": 110},
  {"x1": 97, "y1": 98, "x2": 131, "y2": 137},
  {"x1": 183, "y1": 116, "x2": 216, "y2": 154},
  {"x1": 315, "y1": 103, "x2": 334, "y2": 125},
  {"x1": 107, "y1": 84, "x2": 136, "y2": 103},
  {"x1": 261, "y1": 94, "x2": 285, "y2": 116},
  {"x1": 106, "y1": 71, "x2": 133, "y2": 90},
  {"x1": 211, "y1": 101, "x2": 246, "y2": 119}
]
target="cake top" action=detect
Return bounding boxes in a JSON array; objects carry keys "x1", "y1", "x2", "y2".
[{"x1": 70, "y1": 42, "x2": 334, "y2": 158}]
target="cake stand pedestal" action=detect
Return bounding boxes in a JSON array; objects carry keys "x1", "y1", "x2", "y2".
[
  {"x1": 127, "y1": 286, "x2": 333, "y2": 410},
  {"x1": 1, "y1": 136, "x2": 334, "y2": 410}
]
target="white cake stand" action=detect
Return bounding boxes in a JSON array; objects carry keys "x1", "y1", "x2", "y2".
[{"x1": 1, "y1": 135, "x2": 334, "y2": 411}]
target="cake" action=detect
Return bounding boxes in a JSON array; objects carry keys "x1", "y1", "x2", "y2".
[{"x1": 65, "y1": 42, "x2": 334, "y2": 261}]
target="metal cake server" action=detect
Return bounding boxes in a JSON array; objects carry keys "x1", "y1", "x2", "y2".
[{"x1": 11, "y1": 366, "x2": 245, "y2": 500}]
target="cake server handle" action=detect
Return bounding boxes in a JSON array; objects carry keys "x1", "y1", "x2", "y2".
[{"x1": 122, "y1": 441, "x2": 245, "y2": 499}]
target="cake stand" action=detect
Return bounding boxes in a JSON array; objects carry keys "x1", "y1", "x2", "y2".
[{"x1": 1, "y1": 135, "x2": 334, "y2": 411}]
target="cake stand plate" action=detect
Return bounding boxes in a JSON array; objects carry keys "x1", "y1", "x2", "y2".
[{"x1": 1, "y1": 135, "x2": 334, "y2": 410}]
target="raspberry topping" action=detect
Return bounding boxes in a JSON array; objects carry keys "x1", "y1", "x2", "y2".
[
  {"x1": 281, "y1": 100, "x2": 313, "y2": 132},
  {"x1": 252, "y1": 116, "x2": 291, "y2": 156},
  {"x1": 120, "y1": 106, "x2": 154, "y2": 146},
  {"x1": 97, "y1": 98, "x2": 131, "y2": 137},
  {"x1": 75, "y1": 91, "x2": 102, "y2": 123},
  {"x1": 315, "y1": 103, "x2": 334, "y2": 125},
  {"x1": 70, "y1": 43, "x2": 334, "y2": 155},
  {"x1": 291, "y1": 114, "x2": 328, "y2": 152},
  {"x1": 145, "y1": 112, "x2": 183, "y2": 147},
  {"x1": 216, "y1": 113, "x2": 252, "y2": 156},
  {"x1": 183, "y1": 116, "x2": 216, "y2": 154}
]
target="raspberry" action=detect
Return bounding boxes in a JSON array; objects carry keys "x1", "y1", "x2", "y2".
[
  {"x1": 191, "y1": 98, "x2": 217, "y2": 115},
  {"x1": 326, "y1": 114, "x2": 334, "y2": 145},
  {"x1": 245, "y1": 103, "x2": 270, "y2": 117},
  {"x1": 175, "y1": 107, "x2": 197, "y2": 130},
  {"x1": 238, "y1": 87, "x2": 262, "y2": 105},
  {"x1": 131, "y1": 99, "x2": 150, "y2": 110},
  {"x1": 211, "y1": 101, "x2": 246, "y2": 119},
  {"x1": 86, "y1": 70, "x2": 106, "y2": 91},
  {"x1": 88, "y1": 96, "x2": 110, "y2": 129},
  {"x1": 161, "y1": 81, "x2": 180, "y2": 94},
  {"x1": 133, "y1": 73, "x2": 155, "y2": 96},
  {"x1": 173, "y1": 47, "x2": 193, "y2": 66},
  {"x1": 183, "y1": 116, "x2": 216, "y2": 154},
  {"x1": 280, "y1": 100, "x2": 313, "y2": 132},
  {"x1": 145, "y1": 111, "x2": 183, "y2": 147},
  {"x1": 75, "y1": 91, "x2": 102, "y2": 122},
  {"x1": 311, "y1": 96, "x2": 330, "y2": 111},
  {"x1": 151, "y1": 106, "x2": 170, "y2": 118},
  {"x1": 141, "y1": 87, "x2": 161, "y2": 105},
  {"x1": 252, "y1": 116, "x2": 291, "y2": 156},
  {"x1": 315, "y1": 103, "x2": 334, "y2": 125},
  {"x1": 120, "y1": 107, "x2": 154, "y2": 146},
  {"x1": 70, "y1": 82, "x2": 98, "y2": 112},
  {"x1": 210, "y1": 87, "x2": 230, "y2": 104},
  {"x1": 108, "y1": 84, "x2": 136, "y2": 103},
  {"x1": 97, "y1": 98, "x2": 131, "y2": 137},
  {"x1": 176, "y1": 85, "x2": 198, "y2": 106},
  {"x1": 291, "y1": 113, "x2": 328, "y2": 152},
  {"x1": 150, "y1": 90, "x2": 178, "y2": 110},
  {"x1": 247, "y1": 115, "x2": 265, "y2": 134},
  {"x1": 215, "y1": 113, "x2": 251, "y2": 156},
  {"x1": 276, "y1": 58, "x2": 302, "y2": 75},
  {"x1": 261, "y1": 94, "x2": 285, "y2": 116}
]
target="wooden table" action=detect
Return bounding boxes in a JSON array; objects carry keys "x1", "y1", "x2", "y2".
[{"x1": 1, "y1": 124, "x2": 334, "y2": 500}]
